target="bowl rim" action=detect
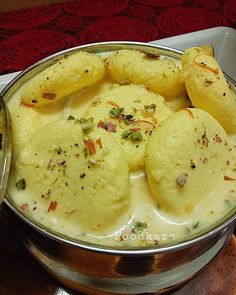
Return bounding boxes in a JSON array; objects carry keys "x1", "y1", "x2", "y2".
[
  {"x1": 2, "y1": 40, "x2": 236, "y2": 256},
  {"x1": 0, "y1": 93, "x2": 11, "y2": 205}
]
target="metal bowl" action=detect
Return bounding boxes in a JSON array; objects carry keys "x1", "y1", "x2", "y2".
[
  {"x1": 0, "y1": 90, "x2": 11, "y2": 205},
  {"x1": 2, "y1": 42, "x2": 236, "y2": 294}
]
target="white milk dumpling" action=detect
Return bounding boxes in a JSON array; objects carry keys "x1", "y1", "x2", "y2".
[
  {"x1": 10, "y1": 105, "x2": 41, "y2": 158},
  {"x1": 145, "y1": 108, "x2": 229, "y2": 215},
  {"x1": 83, "y1": 84, "x2": 173, "y2": 170},
  {"x1": 181, "y1": 46, "x2": 236, "y2": 134},
  {"x1": 21, "y1": 51, "x2": 105, "y2": 108},
  {"x1": 165, "y1": 94, "x2": 192, "y2": 112},
  {"x1": 106, "y1": 49, "x2": 186, "y2": 99},
  {"x1": 14, "y1": 119, "x2": 130, "y2": 230}
]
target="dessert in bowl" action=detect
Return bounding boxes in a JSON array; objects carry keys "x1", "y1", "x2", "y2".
[{"x1": 2, "y1": 42, "x2": 236, "y2": 294}]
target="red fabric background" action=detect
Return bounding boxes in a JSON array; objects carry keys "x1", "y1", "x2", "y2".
[{"x1": 0, "y1": 0, "x2": 235, "y2": 75}]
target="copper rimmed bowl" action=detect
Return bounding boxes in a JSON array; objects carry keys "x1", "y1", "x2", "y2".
[{"x1": 2, "y1": 42, "x2": 236, "y2": 294}]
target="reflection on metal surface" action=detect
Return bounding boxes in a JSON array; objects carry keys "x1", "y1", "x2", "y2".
[
  {"x1": 55, "y1": 288, "x2": 71, "y2": 295},
  {"x1": 24, "y1": 225, "x2": 232, "y2": 294}
]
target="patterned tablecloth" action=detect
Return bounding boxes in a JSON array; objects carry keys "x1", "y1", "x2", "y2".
[
  {"x1": 0, "y1": 1, "x2": 235, "y2": 294},
  {"x1": 0, "y1": 0, "x2": 236, "y2": 75}
]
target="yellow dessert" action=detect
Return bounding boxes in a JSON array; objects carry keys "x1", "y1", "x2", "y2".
[
  {"x1": 106, "y1": 49, "x2": 186, "y2": 99},
  {"x1": 21, "y1": 51, "x2": 105, "y2": 108},
  {"x1": 14, "y1": 119, "x2": 130, "y2": 230},
  {"x1": 181, "y1": 46, "x2": 236, "y2": 134},
  {"x1": 145, "y1": 108, "x2": 229, "y2": 215},
  {"x1": 83, "y1": 84, "x2": 172, "y2": 170}
]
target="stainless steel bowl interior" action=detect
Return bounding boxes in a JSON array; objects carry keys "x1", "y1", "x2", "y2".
[
  {"x1": 0, "y1": 92, "x2": 11, "y2": 205},
  {"x1": 3, "y1": 41, "x2": 236, "y2": 256}
]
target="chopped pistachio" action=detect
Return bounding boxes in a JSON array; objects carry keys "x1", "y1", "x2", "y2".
[
  {"x1": 110, "y1": 107, "x2": 124, "y2": 117},
  {"x1": 130, "y1": 131, "x2": 143, "y2": 141},
  {"x1": 121, "y1": 130, "x2": 132, "y2": 139},
  {"x1": 121, "y1": 129, "x2": 143, "y2": 141},
  {"x1": 67, "y1": 115, "x2": 75, "y2": 120},
  {"x1": 16, "y1": 178, "x2": 26, "y2": 190},
  {"x1": 131, "y1": 221, "x2": 148, "y2": 234}
]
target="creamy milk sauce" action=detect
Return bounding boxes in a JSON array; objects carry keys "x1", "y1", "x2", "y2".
[{"x1": 7, "y1": 78, "x2": 236, "y2": 247}]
